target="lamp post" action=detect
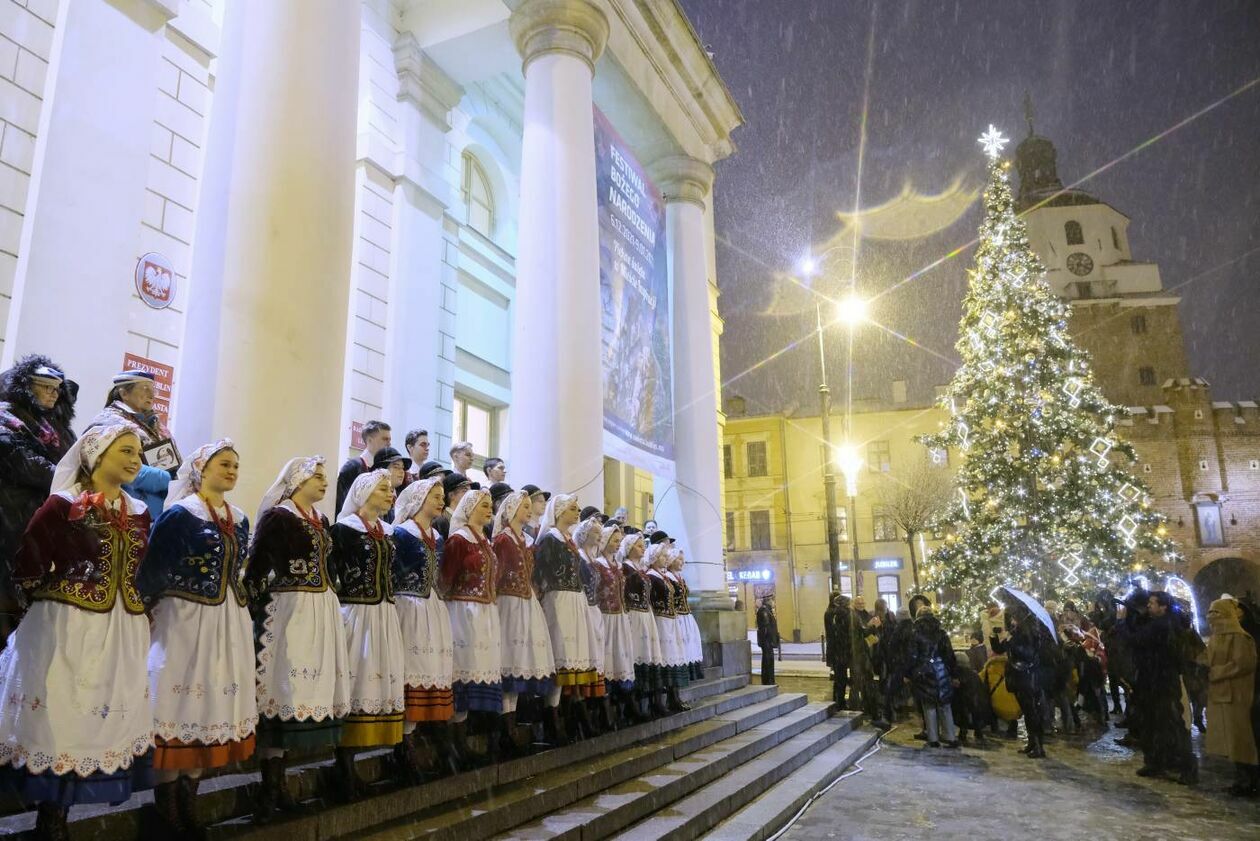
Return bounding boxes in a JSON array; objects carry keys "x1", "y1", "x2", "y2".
[
  {"x1": 835, "y1": 442, "x2": 863, "y2": 595},
  {"x1": 816, "y1": 301, "x2": 843, "y2": 595}
]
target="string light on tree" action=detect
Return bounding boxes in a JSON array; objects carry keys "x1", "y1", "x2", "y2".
[{"x1": 921, "y1": 124, "x2": 1182, "y2": 629}]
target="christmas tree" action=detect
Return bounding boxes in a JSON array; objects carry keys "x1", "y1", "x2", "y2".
[{"x1": 922, "y1": 126, "x2": 1181, "y2": 630}]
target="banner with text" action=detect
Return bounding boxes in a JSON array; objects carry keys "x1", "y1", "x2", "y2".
[{"x1": 594, "y1": 106, "x2": 674, "y2": 477}]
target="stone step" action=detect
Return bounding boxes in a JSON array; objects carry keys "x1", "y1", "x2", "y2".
[
  {"x1": 614, "y1": 716, "x2": 868, "y2": 841},
  {"x1": 494, "y1": 701, "x2": 833, "y2": 841},
  {"x1": 700, "y1": 727, "x2": 881, "y2": 841},
  {"x1": 0, "y1": 675, "x2": 765, "y2": 839},
  {"x1": 345, "y1": 693, "x2": 808, "y2": 841},
  {"x1": 681, "y1": 672, "x2": 749, "y2": 704}
]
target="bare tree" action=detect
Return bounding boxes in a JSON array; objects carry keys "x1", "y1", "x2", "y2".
[{"x1": 874, "y1": 459, "x2": 954, "y2": 592}]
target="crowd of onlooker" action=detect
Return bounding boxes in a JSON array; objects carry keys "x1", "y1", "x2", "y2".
[{"x1": 816, "y1": 587, "x2": 1260, "y2": 796}]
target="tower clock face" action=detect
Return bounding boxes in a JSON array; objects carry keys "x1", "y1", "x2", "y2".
[{"x1": 1067, "y1": 252, "x2": 1094, "y2": 276}]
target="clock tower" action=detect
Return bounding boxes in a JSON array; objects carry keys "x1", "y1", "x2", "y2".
[{"x1": 1014, "y1": 123, "x2": 1191, "y2": 407}]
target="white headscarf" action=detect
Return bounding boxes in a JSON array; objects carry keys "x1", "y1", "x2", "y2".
[
  {"x1": 597, "y1": 523, "x2": 622, "y2": 558},
  {"x1": 396, "y1": 477, "x2": 442, "y2": 524},
  {"x1": 540, "y1": 493, "x2": 578, "y2": 537},
  {"x1": 450, "y1": 488, "x2": 490, "y2": 539},
  {"x1": 256, "y1": 455, "x2": 326, "y2": 524},
  {"x1": 647, "y1": 540, "x2": 670, "y2": 570},
  {"x1": 50, "y1": 420, "x2": 142, "y2": 496},
  {"x1": 338, "y1": 468, "x2": 393, "y2": 523},
  {"x1": 615, "y1": 532, "x2": 645, "y2": 565},
  {"x1": 493, "y1": 489, "x2": 530, "y2": 538},
  {"x1": 572, "y1": 517, "x2": 602, "y2": 555},
  {"x1": 166, "y1": 438, "x2": 235, "y2": 510}
]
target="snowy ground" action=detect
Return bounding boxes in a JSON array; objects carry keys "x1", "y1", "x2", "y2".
[{"x1": 781, "y1": 722, "x2": 1260, "y2": 840}]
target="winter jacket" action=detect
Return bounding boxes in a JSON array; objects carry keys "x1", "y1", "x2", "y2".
[
  {"x1": 993, "y1": 621, "x2": 1053, "y2": 696},
  {"x1": 908, "y1": 613, "x2": 956, "y2": 706},
  {"x1": 824, "y1": 599, "x2": 851, "y2": 669},
  {"x1": 1205, "y1": 599, "x2": 1258, "y2": 765}
]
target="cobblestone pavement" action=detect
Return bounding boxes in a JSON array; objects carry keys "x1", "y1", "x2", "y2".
[{"x1": 782, "y1": 723, "x2": 1260, "y2": 841}]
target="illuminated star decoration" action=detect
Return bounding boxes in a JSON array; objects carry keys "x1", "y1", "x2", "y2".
[{"x1": 978, "y1": 124, "x2": 1009, "y2": 160}]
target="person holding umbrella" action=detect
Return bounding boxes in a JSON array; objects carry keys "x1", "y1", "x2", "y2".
[{"x1": 990, "y1": 589, "x2": 1056, "y2": 759}]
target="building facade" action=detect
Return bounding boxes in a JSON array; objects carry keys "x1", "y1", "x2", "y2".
[
  {"x1": 0, "y1": 0, "x2": 741, "y2": 607},
  {"x1": 723, "y1": 129, "x2": 1260, "y2": 640}
]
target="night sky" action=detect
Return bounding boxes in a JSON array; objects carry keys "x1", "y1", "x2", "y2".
[{"x1": 679, "y1": 0, "x2": 1260, "y2": 415}]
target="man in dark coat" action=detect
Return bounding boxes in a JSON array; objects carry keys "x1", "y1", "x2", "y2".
[
  {"x1": 1133, "y1": 592, "x2": 1198, "y2": 785},
  {"x1": 336, "y1": 419, "x2": 391, "y2": 514},
  {"x1": 756, "y1": 596, "x2": 779, "y2": 685},
  {"x1": 0, "y1": 355, "x2": 77, "y2": 639},
  {"x1": 824, "y1": 592, "x2": 851, "y2": 705},
  {"x1": 908, "y1": 606, "x2": 959, "y2": 747},
  {"x1": 849, "y1": 596, "x2": 878, "y2": 717}
]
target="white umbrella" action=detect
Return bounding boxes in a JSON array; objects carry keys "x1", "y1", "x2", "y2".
[{"x1": 998, "y1": 586, "x2": 1056, "y2": 638}]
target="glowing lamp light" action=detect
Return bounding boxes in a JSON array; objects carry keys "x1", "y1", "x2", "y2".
[
  {"x1": 834, "y1": 442, "x2": 862, "y2": 497},
  {"x1": 835, "y1": 295, "x2": 869, "y2": 328},
  {"x1": 799, "y1": 256, "x2": 818, "y2": 276}
]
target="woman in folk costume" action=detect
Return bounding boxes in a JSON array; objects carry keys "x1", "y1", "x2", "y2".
[
  {"x1": 618, "y1": 532, "x2": 668, "y2": 718},
  {"x1": 647, "y1": 534, "x2": 690, "y2": 712},
  {"x1": 573, "y1": 517, "x2": 613, "y2": 731},
  {"x1": 391, "y1": 478, "x2": 458, "y2": 776},
  {"x1": 668, "y1": 546, "x2": 706, "y2": 681},
  {"x1": 329, "y1": 470, "x2": 406, "y2": 798},
  {"x1": 437, "y1": 488, "x2": 504, "y2": 761},
  {"x1": 532, "y1": 494, "x2": 601, "y2": 738},
  {"x1": 595, "y1": 523, "x2": 639, "y2": 723},
  {"x1": 246, "y1": 457, "x2": 350, "y2": 823},
  {"x1": 492, "y1": 490, "x2": 557, "y2": 751},
  {"x1": 0, "y1": 422, "x2": 153, "y2": 841},
  {"x1": 140, "y1": 439, "x2": 257, "y2": 836}
]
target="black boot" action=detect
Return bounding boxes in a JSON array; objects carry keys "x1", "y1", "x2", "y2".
[
  {"x1": 651, "y1": 689, "x2": 671, "y2": 718},
  {"x1": 153, "y1": 780, "x2": 187, "y2": 834},
  {"x1": 176, "y1": 775, "x2": 209, "y2": 840},
  {"x1": 1027, "y1": 735, "x2": 1046, "y2": 759},
  {"x1": 452, "y1": 719, "x2": 484, "y2": 765},
  {"x1": 600, "y1": 695, "x2": 618, "y2": 732},
  {"x1": 333, "y1": 747, "x2": 366, "y2": 802},
  {"x1": 395, "y1": 731, "x2": 428, "y2": 784},
  {"x1": 500, "y1": 711, "x2": 526, "y2": 758},
  {"x1": 434, "y1": 723, "x2": 464, "y2": 775},
  {"x1": 543, "y1": 704, "x2": 570, "y2": 747},
  {"x1": 34, "y1": 803, "x2": 70, "y2": 841},
  {"x1": 575, "y1": 697, "x2": 599, "y2": 738},
  {"x1": 254, "y1": 757, "x2": 284, "y2": 823},
  {"x1": 667, "y1": 687, "x2": 690, "y2": 712}
]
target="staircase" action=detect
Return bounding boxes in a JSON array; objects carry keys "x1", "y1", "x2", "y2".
[{"x1": 0, "y1": 670, "x2": 876, "y2": 840}]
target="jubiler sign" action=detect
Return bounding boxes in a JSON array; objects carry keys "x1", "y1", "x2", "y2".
[{"x1": 594, "y1": 106, "x2": 675, "y2": 477}]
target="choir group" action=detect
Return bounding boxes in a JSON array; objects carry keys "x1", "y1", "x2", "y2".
[{"x1": 0, "y1": 366, "x2": 704, "y2": 841}]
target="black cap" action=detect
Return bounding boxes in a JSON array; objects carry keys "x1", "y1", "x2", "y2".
[
  {"x1": 417, "y1": 460, "x2": 450, "y2": 480},
  {"x1": 488, "y1": 482, "x2": 514, "y2": 505},
  {"x1": 521, "y1": 483, "x2": 545, "y2": 499},
  {"x1": 622, "y1": 526, "x2": 641, "y2": 535},
  {"x1": 442, "y1": 472, "x2": 472, "y2": 497},
  {"x1": 579, "y1": 505, "x2": 604, "y2": 522},
  {"x1": 648, "y1": 529, "x2": 670, "y2": 545},
  {"x1": 372, "y1": 447, "x2": 412, "y2": 471}
]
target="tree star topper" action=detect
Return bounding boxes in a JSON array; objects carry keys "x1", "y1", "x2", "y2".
[{"x1": 978, "y1": 124, "x2": 1009, "y2": 159}]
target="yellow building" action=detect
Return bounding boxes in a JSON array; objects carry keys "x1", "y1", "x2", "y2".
[{"x1": 723, "y1": 399, "x2": 954, "y2": 642}]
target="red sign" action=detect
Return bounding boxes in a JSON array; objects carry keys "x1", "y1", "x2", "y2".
[
  {"x1": 350, "y1": 421, "x2": 365, "y2": 451},
  {"x1": 122, "y1": 353, "x2": 175, "y2": 428}
]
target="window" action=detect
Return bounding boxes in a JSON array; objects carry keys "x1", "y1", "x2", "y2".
[
  {"x1": 725, "y1": 511, "x2": 736, "y2": 549},
  {"x1": 839, "y1": 575, "x2": 853, "y2": 596},
  {"x1": 723, "y1": 444, "x2": 733, "y2": 479},
  {"x1": 892, "y1": 380, "x2": 908, "y2": 404},
  {"x1": 873, "y1": 508, "x2": 898, "y2": 542},
  {"x1": 836, "y1": 507, "x2": 849, "y2": 543},
  {"x1": 1131, "y1": 314, "x2": 1147, "y2": 334},
  {"x1": 452, "y1": 393, "x2": 500, "y2": 458},
  {"x1": 749, "y1": 510, "x2": 771, "y2": 550},
  {"x1": 1111, "y1": 226, "x2": 1121, "y2": 250},
  {"x1": 1064, "y1": 220, "x2": 1084, "y2": 245},
  {"x1": 877, "y1": 574, "x2": 901, "y2": 612},
  {"x1": 1075, "y1": 281, "x2": 1093, "y2": 299},
  {"x1": 867, "y1": 440, "x2": 891, "y2": 473},
  {"x1": 927, "y1": 447, "x2": 949, "y2": 467},
  {"x1": 461, "y1": 151, "x2": 495, "y2": 238},
  {"x1": 1139, "y1": 366, "x2": 1156, "y2": 386},
  {"x1": 746, "y1": 441, "x2": 768, "y2": 477}
]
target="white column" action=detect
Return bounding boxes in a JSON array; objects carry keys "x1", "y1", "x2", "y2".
[
  {"x1": 507, "y1": 0, "x2": 608, "y2": 505},
  {"x1": 383, "y1": 37, "x2": 462, "y2": 444},
  {"x1": 175, "y1": 0, "x2": 360, "y2": 513},
  {"x1": 1, "y1": 0, "x2": 178, "y2": 398},
  {"x1": 649, "y1": 155, "x2": 728, "y2": 606}
]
